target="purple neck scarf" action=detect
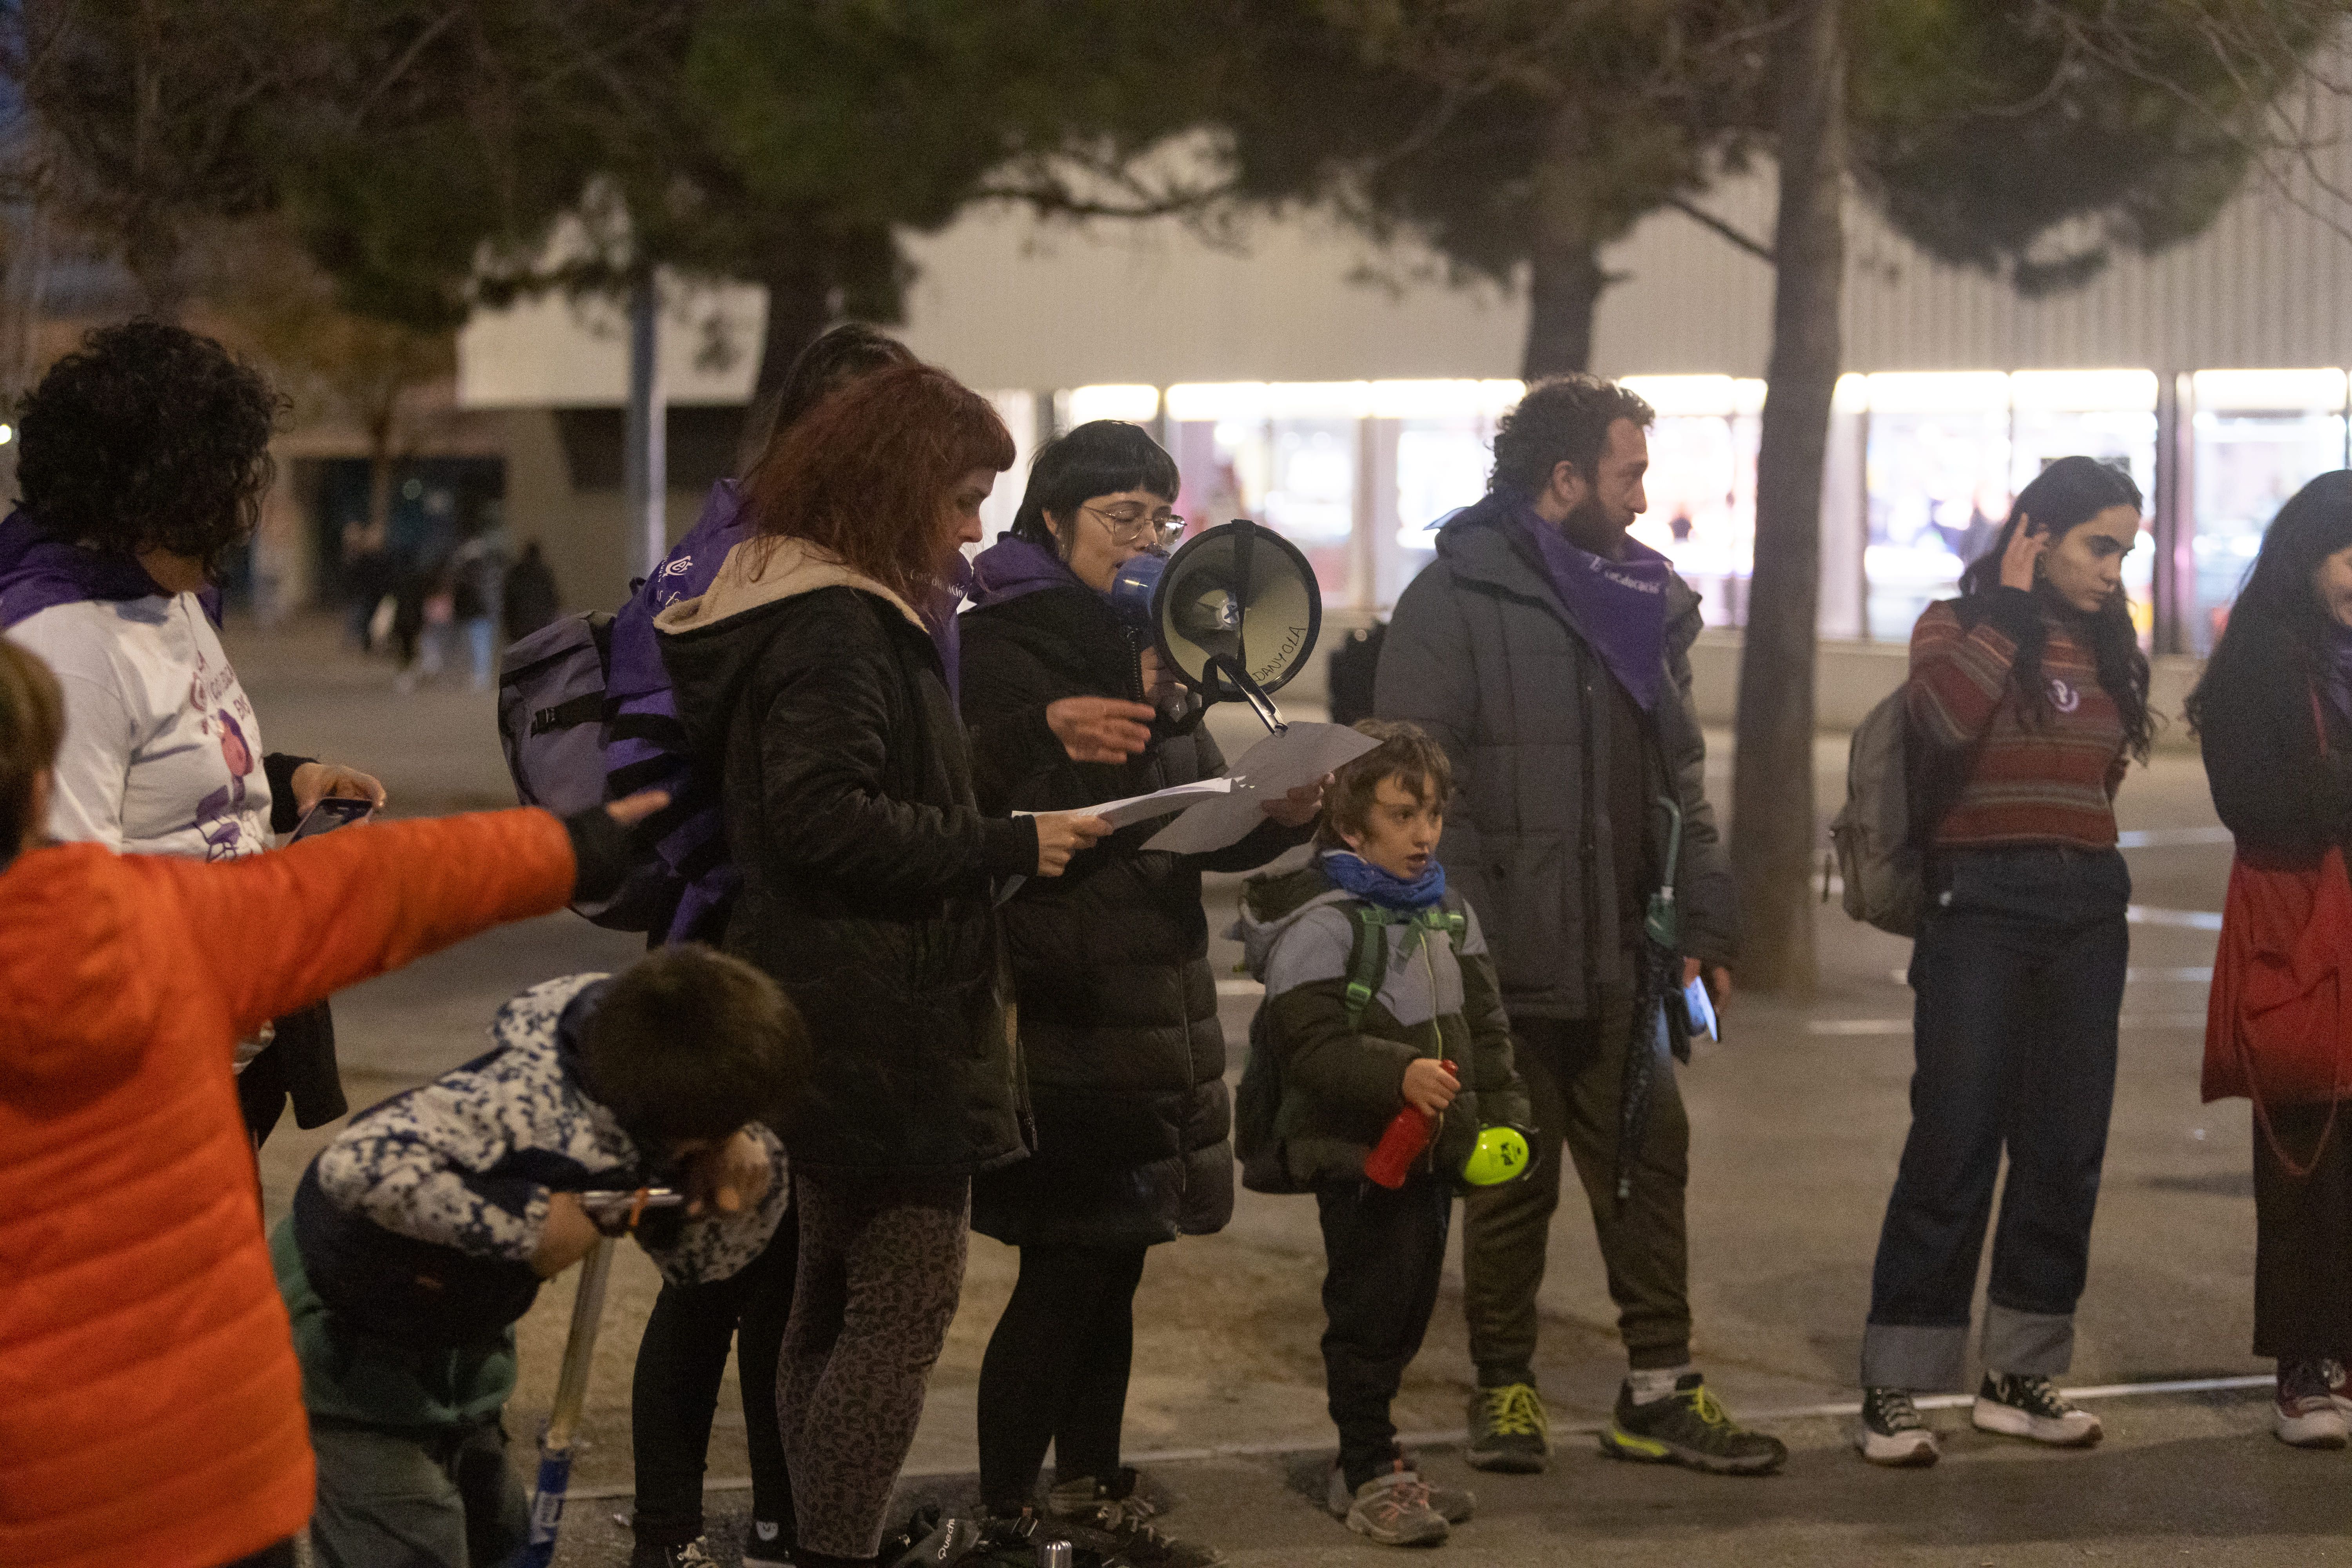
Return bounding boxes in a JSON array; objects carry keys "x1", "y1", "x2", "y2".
[
  {"x1": 924, "y1": 552, "x2": 974, "y2": 706},
  {"x1": 1510, "y1": 499, "x2": 1671, "y2": 711},
  {"x1": 965, "y1": 534, "x2": 1078, "y2": 607},
  {"x1": 0, "y1": 508, "x2": 220, "y2": 629}
]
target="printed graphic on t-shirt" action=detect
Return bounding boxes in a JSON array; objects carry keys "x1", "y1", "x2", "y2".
[
  {"x1": 187, "y1": 632, "x2": 265, "y2": 860},
  {"x1": 2048, "y1": 676, "x2": 2081, "y2": 714}
]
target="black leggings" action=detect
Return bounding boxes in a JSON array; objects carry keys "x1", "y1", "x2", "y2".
[
  {"x1": 976, "y1": 1243, "x2": 1150, "y2": 1513},
  {"x1": 630, "y1": 1212, "x2": 798, "y2": 1548}
]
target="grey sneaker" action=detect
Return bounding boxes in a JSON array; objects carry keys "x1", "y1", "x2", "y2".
[
  {"x1": 1465, "y1": 1381, "x2": 1550, "y2": 1473},
  {"x1": 1972, "y1": 1373, "x2": 2102, "y2": 1447},
  {"x1": 1047, "y1": 1474, "x2": 1220, "y2": 1567},
  {"x1": 1601, "y1": 1372, "x2": 1789, "y2": 1475},
  {"x1": 1327, "y1": 1461, "x2": 1450, "y2": 1548},
  {"x1": 1854, "y1": 1386, "x2": 1939, "y2": 1467}
]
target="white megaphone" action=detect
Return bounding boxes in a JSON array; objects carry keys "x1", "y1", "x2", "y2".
[{"x1": 1106, "y1": 519, "x2": 1323, "y2": 735}]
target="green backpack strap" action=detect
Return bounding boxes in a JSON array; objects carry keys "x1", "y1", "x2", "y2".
[{"x1": 1343, "y1": 903, "x2": 1396, "y2": 1030}]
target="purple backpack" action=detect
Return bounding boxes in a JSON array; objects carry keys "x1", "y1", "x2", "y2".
[{"x1": 496, "y1": 482, "x2": 747, "y2": 939}]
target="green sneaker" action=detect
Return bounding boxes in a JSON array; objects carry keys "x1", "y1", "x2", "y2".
[
  {"x1": 1465, "y1": 1381, "x2": 1550, "y2": 1473},
  {"x1": 1599, "y1": 1373, "x2": 1788, "y2": 1475}
]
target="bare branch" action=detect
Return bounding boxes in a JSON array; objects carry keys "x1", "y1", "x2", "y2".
[{"x1": 1664, "y1": 192, "x2": 1775, "y2": 261}]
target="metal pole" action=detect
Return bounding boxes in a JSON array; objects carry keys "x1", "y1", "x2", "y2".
[
  {"x1": 515, "y1": 1239, "x2": 617, "y2": 1567},
  {"x1": 623, "y1": 275, "x2": 667, "y2": 582}
]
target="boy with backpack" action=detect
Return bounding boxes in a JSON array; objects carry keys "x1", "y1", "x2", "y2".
[
  {"x1": 1236, "y1": 720, "x2": 1529, "y2": 1548},
  {"x1": 270, "y1": 945, "x2": 804, "y2": 1568}
]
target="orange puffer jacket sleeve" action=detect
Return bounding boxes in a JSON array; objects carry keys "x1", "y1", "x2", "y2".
[{"x1": 0, "y1": 807, "x2": 575, "y2": 1568}]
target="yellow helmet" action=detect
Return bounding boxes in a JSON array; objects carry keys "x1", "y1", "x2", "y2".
[{"x1": 1462, "y1": 1124, "x2": 1532, "y2": 1187}]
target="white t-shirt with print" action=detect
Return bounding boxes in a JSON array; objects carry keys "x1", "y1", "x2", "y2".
[{"x1": 8, "y1": 593, "x2": 274, "y2": 859}]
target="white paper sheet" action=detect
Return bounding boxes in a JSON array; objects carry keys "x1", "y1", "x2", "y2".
[
  {"x1": 1142, "y1": 722, "x2": 1380, "y2": 854},
  {"x1": 1086, "y1": 776, "x2": 1235, "y2": 828}
]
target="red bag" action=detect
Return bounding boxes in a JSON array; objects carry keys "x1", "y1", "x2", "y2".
[{"x1": 2203, "y1": 691, "x2": 2352, "y2": 1175}]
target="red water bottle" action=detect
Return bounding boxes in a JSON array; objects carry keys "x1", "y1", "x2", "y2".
[{"x1": 1365, "y1": 1059, "x2": 1456, "y2": 1188}]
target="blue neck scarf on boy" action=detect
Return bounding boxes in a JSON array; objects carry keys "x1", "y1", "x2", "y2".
[
  {"x1": 1320, "y1": 848, "x2": 1447, "y2": 912},
  {"x1": 1505, "y1": 494, "x2": 1671, "y2": 712}
]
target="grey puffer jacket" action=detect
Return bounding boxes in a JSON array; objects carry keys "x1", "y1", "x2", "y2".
[{"x1": 1374, "y1": 494, "x2": 1735, "y2": 1020}]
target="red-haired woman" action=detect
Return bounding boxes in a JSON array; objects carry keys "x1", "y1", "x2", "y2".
[{"x1": 657, "y1": 362, "x2": 1108, "y2": 1568}]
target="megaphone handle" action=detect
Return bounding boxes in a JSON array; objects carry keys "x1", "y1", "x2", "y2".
[
  {"x1": 1207, "y1": 653, "x2": 1287, "y2": 735},
  {"x1": 1121, "y1": 626, "x2": 1151, "y2": 706}
]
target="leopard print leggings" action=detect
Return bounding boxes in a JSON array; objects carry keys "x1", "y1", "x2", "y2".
[{"x1": 779, "y1": 1171, "x2": 971, "y2": 1558}]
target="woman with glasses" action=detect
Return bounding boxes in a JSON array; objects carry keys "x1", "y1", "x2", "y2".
[{"x1": 959, "y1": 422, "x2": 1322, "y2": 1564}]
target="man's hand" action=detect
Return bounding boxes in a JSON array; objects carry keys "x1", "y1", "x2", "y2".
[
  {"x1": 1033, "y1": 811, "x2": 1112, "y2": 876},
  {"x1": 1681, "y1": 957, "x2": 1731, "y2": 1006},
  {"x1": 1048, "y1": 697, "x2": 1156, "y2": 763},
  {"x1": 1401, "y1": 1058, "x2": 1459, "y2": 1117},
  {"x1": 289, "y1": 761, "x2": 387, "y2": 815},
  {"x1": 531, "y1": 1191, "x2": 604, "y2": 1278},
  {"x1": 605, "y1": 789, "x2": 672, "y2": 828},
  {"x1": 1262, "y1": 772, "x2": 1329, "y2": 829},
  {"x1": 683, "y1": 1129, "x2": 772, "y2": 1218}
]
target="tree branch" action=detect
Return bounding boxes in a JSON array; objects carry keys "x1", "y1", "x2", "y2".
[{"x1": 1664, "y1": 192, "x2": 1775, "y2": 261}]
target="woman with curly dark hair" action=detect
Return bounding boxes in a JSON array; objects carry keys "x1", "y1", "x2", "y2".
[
  {"x1": 1855, "y1": 456, "x2": 2152, "y2": 1467},
  {"x1": 0, "y1": 319, "x2": 385, "y2": 1146},
  {"x1": 656, "y1": 360, "x2": 1109, "y2": 1568}
]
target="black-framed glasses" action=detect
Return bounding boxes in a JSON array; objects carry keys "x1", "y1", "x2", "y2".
[{"x1": 1083, "y1": 503, "x2": 1184, "y2": 549}]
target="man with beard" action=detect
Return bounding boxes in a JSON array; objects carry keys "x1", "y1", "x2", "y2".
[{"x1": 1375, "y1": 374, "x2": 1783, "y2": 1480}]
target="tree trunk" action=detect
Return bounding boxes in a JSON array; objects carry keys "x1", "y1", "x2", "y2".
[
  {"x1": 735, "y1": 258, "x2": 835, "y2": 470},
  {"x1": 365, "y1": 410, "x2": 395, "y2": 549},
  {"x1": 1521, "y1": 103, "x2": 1609, "y2": 379},
  {"x1": 1728, "y1": 0, "x2": 1845, "y2": 997}
]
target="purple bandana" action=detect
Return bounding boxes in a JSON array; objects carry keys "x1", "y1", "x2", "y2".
[
  {"x1": 965, "y1": 534, "x2": 1078, "y2": 608},
  {"x1": 1511, "y1": 500, "x2": 1671, "y2": 711},
  {"x1": 0, "y1": 508, "x2": 221, "y2": 629}
]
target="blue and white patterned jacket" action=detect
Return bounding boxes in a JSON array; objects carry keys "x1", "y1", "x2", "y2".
[{"x1": 291, "y1": 973, "x2": 789, "y2": 1348}]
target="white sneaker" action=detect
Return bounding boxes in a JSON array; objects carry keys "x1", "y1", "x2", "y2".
[
  {"x1": 1855, "y1": 1386, "x2": 1940, "y2": 1466},
  {"x1": 2277, "y1": 1361, "x2": 2350, "y2": 1448},
  {"x1": 1972, "y1": 1373, "x2": 2102, "y2": 1447}
]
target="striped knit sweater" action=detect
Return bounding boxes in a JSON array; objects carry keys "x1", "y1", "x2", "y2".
[{"x1": 1906, "y1": 588, "x2": 2127, "y2": 849}]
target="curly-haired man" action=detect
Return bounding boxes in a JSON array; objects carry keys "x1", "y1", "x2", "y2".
[{"x1": 1376, "y1": 373, "x2": 1783, "y2": 1478}]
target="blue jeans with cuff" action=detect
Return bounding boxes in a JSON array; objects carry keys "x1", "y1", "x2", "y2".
[{"x1": 1862, "y1": 846, "x2": 2130, "y2": 1392}]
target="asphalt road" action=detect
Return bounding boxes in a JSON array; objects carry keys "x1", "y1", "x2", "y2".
[{"x1": 223, "y1": 616, "x2": 2348, "y2": 1566}]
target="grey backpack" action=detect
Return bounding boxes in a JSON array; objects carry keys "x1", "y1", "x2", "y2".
[{"x1": 1829, "y1": 688, "x2": 1926, "y2": 937}]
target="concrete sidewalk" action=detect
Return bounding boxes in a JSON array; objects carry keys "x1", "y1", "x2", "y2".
[{"x1": 220, "y1": 615, "x2": 2341, "y2": 1566}]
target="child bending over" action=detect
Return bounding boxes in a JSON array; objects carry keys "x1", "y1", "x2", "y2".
[{"x1": 273, "y1": 945, "x2": 804, "y2": 1568}]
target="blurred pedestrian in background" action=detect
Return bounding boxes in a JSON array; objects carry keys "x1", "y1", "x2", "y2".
[
  {"x1": 656, "y1": 360, "x2": 1109, "y2": 1568},
  {"x1": 502, "y1": 538, "x2": 562, "y2": 644},
  {"x1": 612, "y1": 323, "x2": 916, "y2": 1568},
  {"x1": 451, "y1": 526, "x2": 507, "y2": 690},
  {"x1": 1376, "y1": 374, "x2": 1769, "y2": 1479},
  {"x1": 1856, "y1": 456, "x2": 2151, "y2": 1466},
  {"x1": 0, "y1": 635, "x2": 670, "y2": 1568},
  {"x1": 0, "y1": 319, "x2": 385, "y2": 1146},
  {"x1": 958, "y1": 420, "x2": 1321, "y2": 1567},
  {"x1": 2187, "y1": 469, "x2": 2352, "y2": 1449}
]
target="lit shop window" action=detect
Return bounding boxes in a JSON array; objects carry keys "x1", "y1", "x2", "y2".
[
  {"x1": 1375, "y1": 379, "x2": 1524, "y2": 610},
  {"x1": 1621, "y1": 376, "x2": 1764, "y2": 628},
  {"x1": 1861, "y1": 373, "x2": 2011, "y2": 640},
  {"x1": 1167, "y1": 383, "x2": 1371, "y2": 603},
  {"x1": 2191, "y1": 369, "x2": 2350, "y2": 651}
]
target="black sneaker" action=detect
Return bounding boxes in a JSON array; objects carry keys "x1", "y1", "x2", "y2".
[
  {"x1": 1600, "y1": 1372, "x2": 1788, "y2": 1475},
  {"x1": 1465, "y1": 1381, "x2": 1550, "y2": 1473},
  {"x1": 1971, "y1": 1373, "x2": 2101, "y2": 1447},
  {"x1": 628, "y1": 1540, "x2": 722, "y2": 1568},
  {"x1": 1044, "y1": 1477, "x2": 1221, "y2": 1567},
  {"x1": 742, "y1": 1515, "x2": 794, "y2": 1567},
  {"x1": 1853, "y1": 1385, "x2": 1939, "y2": 1466}
]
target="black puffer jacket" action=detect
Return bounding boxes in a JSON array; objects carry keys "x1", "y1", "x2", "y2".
[
  {"x1": 960, "y1": 579, "x2": 1308, "y2": 1247},
  {"x1": 657, "y1": 538, "x2": 1039, "y2": 1176}
]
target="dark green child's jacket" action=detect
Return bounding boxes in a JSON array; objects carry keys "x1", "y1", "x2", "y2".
[{"x1": 1237, "y1": 860, "x2": 1529, "y2": 1189}]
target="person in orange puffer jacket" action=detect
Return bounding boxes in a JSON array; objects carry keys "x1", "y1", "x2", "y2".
[{"x1": 0, "y1": 638, "x2": 664, "y2": 1568}]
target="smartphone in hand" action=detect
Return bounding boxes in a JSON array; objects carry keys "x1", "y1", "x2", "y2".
[{"x1": 292, "y1": 797, "x2": 376, "y2": 841}]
